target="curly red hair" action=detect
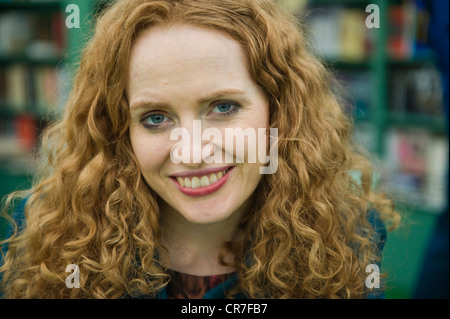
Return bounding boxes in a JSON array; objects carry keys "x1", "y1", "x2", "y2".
[{"x1": 1, "y1": 0, "x2": 399, "y2": 298}]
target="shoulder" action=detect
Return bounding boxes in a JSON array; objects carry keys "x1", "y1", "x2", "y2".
[
  {"x1": 1, "y1": 195, "x2": 29, "y2": 256},
  {"x1": 367, "y1": 209, "x2": 387, "y2": 253},
  {"x1": 365, "y1": 209, "x2": 387, "y2": 299},
  {"x1": 0, "y1": 195, "x2": 30, "y2": 297},
  {"x1": 7, "y1": 195, "x2": 29, "y2": 236}
]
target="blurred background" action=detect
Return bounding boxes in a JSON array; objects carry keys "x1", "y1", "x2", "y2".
[{"x1": 0, "y1": 0, "x2": 448, "y2": 298}]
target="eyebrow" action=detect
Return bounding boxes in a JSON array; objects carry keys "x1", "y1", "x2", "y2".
[{"x1": 129, "y1": 88, "x2": 248, "y2": 111}]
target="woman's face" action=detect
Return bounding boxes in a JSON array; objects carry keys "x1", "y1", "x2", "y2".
[{"x1": 127, "y1": 24, "x2": 269, "y2": 224}]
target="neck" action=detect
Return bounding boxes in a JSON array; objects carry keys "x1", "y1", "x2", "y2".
[{"x1": 159, "y1": 202, "x2": 245, "y2": 276}]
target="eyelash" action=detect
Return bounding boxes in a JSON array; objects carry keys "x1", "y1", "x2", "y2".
[{"x1": 140, "y1": 101, "x2": 240, "y2": 130}]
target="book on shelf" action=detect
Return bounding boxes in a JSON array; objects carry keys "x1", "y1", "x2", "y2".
[
  {"x1": 4, "y1": 64, "x2": 27, "y2": 112},
  {"x1": 0, "y1": 64, "x2": 67, "y2": 117},
  {"x1": 306, "y1": 0, "x2": 433, "y2": 62},
  {"x1": 0, "y1": 115, "x2": 38, "y2": 175},
  {"x1": 389, "y1": 65, "x2": 444, "y2": 116},
  {"x1": 307, "y1": 6, "x2": 372, "y2": 62},
  {"x1": 388, "y1": 0, "x2": 433, "y2": 60},
  {"x1": 0, "y1": 10, "x2": 65, "y2": 60},
  {"x1": 339, "y1": 9, "x2": 366, "y2": 62},
  {"x1": 384, "y1": 128, "x2": 448, "y2": 212},
  {"x1": 309, "y1": 7, "x2": 341, "y2": 60}
]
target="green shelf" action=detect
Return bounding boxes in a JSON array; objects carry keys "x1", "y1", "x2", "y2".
[
  {"x1": 388, "y1": 112, "x2": 447, "y2": 134},
  {"x1": 0, "y1": 104, "x2": 60, "y2": 120},
  {"x1": 324, "y1": 59, "x2": 371, "y2": 69},
  {"x1": 388, "y1": 51, "x2": 438, "y2": 67},
  {"x1": 0, "y1": 56, "x2": 63, "y2": 66}
]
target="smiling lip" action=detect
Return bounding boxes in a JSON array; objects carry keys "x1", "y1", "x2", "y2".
[{"x1": 170, "y1": 166, "x2": 234, "y2": 197}]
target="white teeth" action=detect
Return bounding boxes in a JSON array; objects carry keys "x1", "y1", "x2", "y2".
[
  {"x1": 200, "y1": 176, "x2": 210, "y2": 187},
  {"x1": 176, "y1": 168, "x2": 230, "y2": 189},
  {"x1": 209, "y1": 173, "x2": 217, "y2": 183},
  {"x1": 191, "y1": 177, "x2": 200, "y2": 189}
]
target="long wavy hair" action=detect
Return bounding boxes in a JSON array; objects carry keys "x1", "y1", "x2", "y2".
[{"x1": 1, "y1": 0, "x2": 399, "y2": 298}]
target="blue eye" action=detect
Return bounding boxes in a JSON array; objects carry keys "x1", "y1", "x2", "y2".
[
  {"x1": 147, "y1": 114, "x2": 165, "y2": 124},
  {"x1": 211, "y1": 102, "x2": 240, "y2": 117},
  {"x1": 214, "y1": 103, "x2": 232, "y2": 112},
  {"x1": 142, "y1": 113, "x2": 170, "y2": 129}
]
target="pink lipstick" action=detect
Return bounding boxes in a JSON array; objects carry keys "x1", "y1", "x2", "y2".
[{"x1": 170, "y1": 166, "x2": 234, "y2": 197}]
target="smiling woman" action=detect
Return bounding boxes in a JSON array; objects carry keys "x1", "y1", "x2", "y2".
[
  {"x1": 128, "y1": 24, "x2": 269, "y2": 235},
  {"x1": 0, "y1": 0, "x2": 399, "y2": 299}
]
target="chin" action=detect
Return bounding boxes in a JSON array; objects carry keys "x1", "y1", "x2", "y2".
[{"x1": 174, "y1": 199, "x2": 239, "y2": 225}]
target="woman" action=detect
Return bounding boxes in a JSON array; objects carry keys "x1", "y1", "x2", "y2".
[{"x1": 0, "y1": 0, "x2": 399, "y2": 298}]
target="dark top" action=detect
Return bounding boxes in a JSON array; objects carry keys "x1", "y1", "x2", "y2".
[{"x1": 165, "y1": 269, "x2": 235, "y2": 299}]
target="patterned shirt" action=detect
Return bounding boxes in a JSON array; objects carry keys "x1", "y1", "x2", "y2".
[{"x1": 166, "y1": 269, "x2": 236, "y2": 299}]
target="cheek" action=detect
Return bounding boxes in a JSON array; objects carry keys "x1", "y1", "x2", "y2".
[
  {"x1": 129, "y1": 129, "x2": 169, "y2": 175},
  {"x1": 214, "y1": 106, "x2": 269, "y2": 164}
]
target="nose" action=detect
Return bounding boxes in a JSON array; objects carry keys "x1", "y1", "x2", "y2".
[{"x1": 169, "y1": 119, "x2": 213, "y2": 167}]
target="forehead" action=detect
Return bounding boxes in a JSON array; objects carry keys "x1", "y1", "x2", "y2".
[{"x1": 127, "y1": 24, "x2": 253, "y2": 101}]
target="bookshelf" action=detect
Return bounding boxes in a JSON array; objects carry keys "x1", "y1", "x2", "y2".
[
  {"x1": 0, "y1": 2, "x2": 62, "y2": 181},
  {"x1": 0, "y1": 0, "x2": 96, "y2": 239},
  {"x1": 301, "y1": 0, "x2": 448, "y2": 298},
  {"x1": 0, "y1": 1, "x2": 95, "y2": 162},
  {"x1": 304, "y1": 0, "x2": 447, "y2": 206}
]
